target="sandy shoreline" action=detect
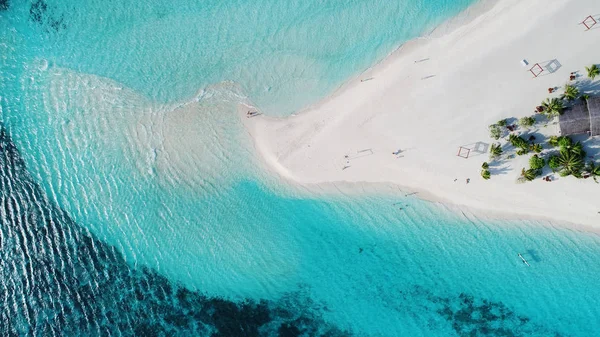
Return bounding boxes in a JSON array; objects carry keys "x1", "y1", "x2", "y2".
[{"x1": 243, "y1": 0, "x2": 600, "y2": 229}]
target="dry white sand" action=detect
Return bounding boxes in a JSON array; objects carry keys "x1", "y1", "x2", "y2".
[{"x1": 244, "y1": 0, "x2": 600, "y2": 228}]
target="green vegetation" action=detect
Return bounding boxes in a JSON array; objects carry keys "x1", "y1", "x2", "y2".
[
  {"x1": 488, "y1": 124, "x2": 502, "y2": 140},
  {"x1": 562, "y1": 84, "x2": 579, "y2": 101},
  {"x1": 520, "y1": 168, "x2": 539, "y2": 181},
  {"x1": 570, "y1": 141, "x2": 586, "y2": 157},
  {"x1": 529, "y1": 155, "x2": 545, "y2": 170},
  {"x1": 545, "y1": 136, "x2": 586, "y2": 178},
  {"x1": 508, "y1": 134, "x2": 534, "y2": 155},
  {"x1": 489, "y1": 143, "x2": 503, "y2": 159},
  {"x1": 586, "y1": 162, "x2": 600, "y2": 183},
  {"x1": 519, "y1": 155, "x2": 545, "y2": 182},
  {"x1": 483, "y1": 89, "x2": 599, "y2": 184},
  {"x1": 516, "y1": 148, "x2": 529, "y2": 156},
  {"x1": 548, "y1": 135, "x2": 560, "y2": 147},
  {"x1": 541, "y1": 97, "x2": 564, "y2": 117},
  {"x1": 557, "y1": 136, "x2": 573, "y2": 149},
  {"x1": 548, "y1": 135, "x2": 576, "y2": 149},
  {"x1": 508, "y1": 134, "x2": 524, "y2": 147},
  {"x1": 586, "y1": 64, "x2": 600, "y2": 80},
  {"x1": 556, "y1": 136, "x2": 585, "y2": 156},
  {"x1": 548, "y1": 155, "x2": 561, "y2": 172},
  {"x1": 508, "y1": 134, "x2": 529, "y2": 149},
  {"x1": 557, "y1": 148, "x2": 585, "y2": 177},
  {"x1": 481, "y1": 169, "x2": 491, "y2": 180},
  {"x1": 518, "y1": 116, "x2": 535, "y2": 128}
]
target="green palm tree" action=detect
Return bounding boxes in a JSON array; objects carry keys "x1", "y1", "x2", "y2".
[
  {"x1": 548, "y1": 136, "x2": 560, "y2": 147},
  {"x1": 548, "y1": 155, "x2": 561, "y2": 172},
  {"x1": 489, "y1": 124, "x2": 502, "y2": 140},
  {"x1": 557, "y1": 136, "x2": 573, "y2": 150},
  {"x1": 586, "y1": 161, "x2": 600, "y2": 183},
  {"x1": 508, "y1": 134, "x2": 528, "y2": 149},
  {"x1": 558, "y1": 148, "x2": 584, "y2": 177},
  {"x1": 481, "y1": 169, "x2": 491, "y2": 180},
  {"x1": 489, "y1": 143, "x2": 503, "y2": 159},
  {"x1": 569, "y1": 141, "x2": 586, "y2": 158},
  {"x1": 562, "y1": 84, "x2": 579, "y2": 101},
  {"x1": 529, "y1": 154, "x2": 545, "y2": 170},
  {"x1": 541, "y1": 98, "x2": 564, "y2": 117},
  {"x1": 530, "y1": 143, "x2": 542, "y2": 153},
  {"x1": 518, "y1": 116, "x2": 535, "y2": 128},
  {"x1": 521, "y1": 168, "x2": 538, "y2": 181},
  {"x1": 586, "y1": 64, "x2": 600, "y2": 80}
]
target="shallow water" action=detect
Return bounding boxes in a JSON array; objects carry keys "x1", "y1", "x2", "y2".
[{"x1": 1, "y1": 0, "x2": 600, "y2": 336}]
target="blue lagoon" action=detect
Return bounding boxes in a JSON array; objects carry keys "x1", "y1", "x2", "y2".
[{"x1": 1, "y1": 0, "x2": 599, "y2": 335}]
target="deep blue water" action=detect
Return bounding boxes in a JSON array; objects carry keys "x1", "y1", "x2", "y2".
[{"x1": 1, "y1": 0, "x2": 600, "y2": 336}]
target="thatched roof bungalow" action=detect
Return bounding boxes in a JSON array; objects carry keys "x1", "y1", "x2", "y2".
[
  {"x1": 586, "y1": 96, "x2": 600, "y2": 136},
  {"x1": 559, "y1": 102, "x2": 590, "y2": 136},
  {"x1": 558, "y1": 97, "x2": 600, "y2": 137}
]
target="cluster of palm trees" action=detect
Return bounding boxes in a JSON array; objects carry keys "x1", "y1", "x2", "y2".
[
  {"x1": 482, "y1": 144, "x2": 501, "y2": 180},
  {"x1": 514, "y1": 135, "x2": 600, "y2": 183},
  {"x1": 538, "y1": 64, "x2": 598, "y2": 118},
  {"x1": 508, "y1": 134, "x2": 541, "y2": 156},
  {"x1": 484, "y1": 64, "x2": 600, "y2": 183},
  {"x1": 519, "y1": 154, "x2": 546, "y2": 182},
  {"x1": 487, "y1": 132, "x2": 598, "y2": 183},
  {"x1": 534, "y1": 65, "x2": 600, "y2": 180},
  {"x1": 481, "y1": 162, "x2": 491, "y2": 180},
  {"x1": 547, "y1": 136, "x2": 599, "y2": 180}
]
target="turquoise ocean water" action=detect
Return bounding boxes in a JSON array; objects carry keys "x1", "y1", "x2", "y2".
[{"x1": 1, "y1": 0, "x2": 600, "y2": 335}]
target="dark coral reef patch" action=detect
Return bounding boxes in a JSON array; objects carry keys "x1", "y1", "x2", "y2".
[{"x1": 0, "y1": 126, "x2": 349, "y2": 336}]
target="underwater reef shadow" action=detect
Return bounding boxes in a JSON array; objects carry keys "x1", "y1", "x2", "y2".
[{"x1": 0, "y1": 126, "x2": 350, "y2": 337}]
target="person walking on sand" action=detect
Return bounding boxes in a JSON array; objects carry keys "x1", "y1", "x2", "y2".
[{"x1": 466, "y1": 178, "x2": 470, "y2": 184}]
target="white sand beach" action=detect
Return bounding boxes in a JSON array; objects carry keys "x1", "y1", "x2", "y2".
[{"x1": 244, "y1": 0, "x2": 600, "y2": 228}]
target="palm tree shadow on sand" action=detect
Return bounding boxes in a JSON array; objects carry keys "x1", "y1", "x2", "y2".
[{"x1": 488, "y1": 163, "x2": 512, "y2": 176}]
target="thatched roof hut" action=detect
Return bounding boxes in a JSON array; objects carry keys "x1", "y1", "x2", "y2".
[
  {"x1": 559, "y1": 102, "x2": 590, "y2": 136},
  {"x1": 586, "y1": 96, "x2": 600, "y2": 136}
]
